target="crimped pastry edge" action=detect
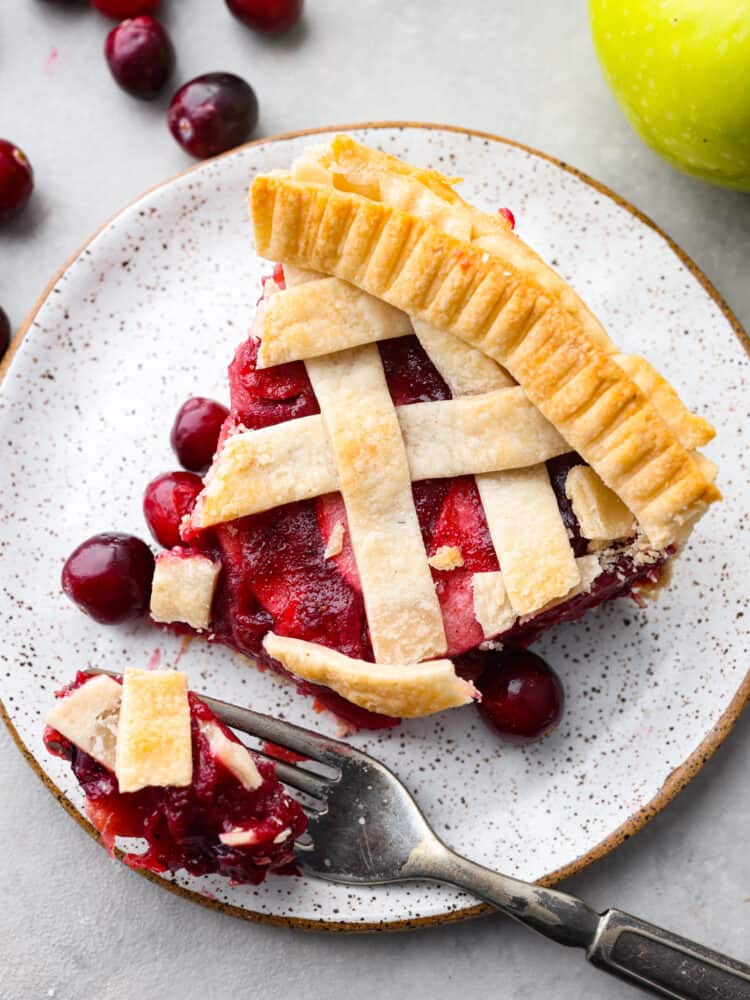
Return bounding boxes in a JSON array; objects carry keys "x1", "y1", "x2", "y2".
[{"x1": 250, "y1": 174, "x2": 720, "y2": 548}]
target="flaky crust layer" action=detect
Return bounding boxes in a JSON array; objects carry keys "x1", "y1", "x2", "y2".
[
  {"x1": 250, "y1": 174, "x2": 720, "y2": 548},
  {"x1": 263, "y1": 633, "x2": 475, "y2": 718},
  {"x1": 318, "y1": 134, "x2": 618, "y2": 352}
]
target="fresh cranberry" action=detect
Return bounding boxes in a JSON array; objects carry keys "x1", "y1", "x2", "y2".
[
  {"x1": 476, "y1": 649, "x2": 564, "y2": 744},
  {"x1": 62, "y1": 533, "x2": 155, "y2": 624},
  {"x1": 143, "y1": 471, "x2": 203, "y2": 548},
  {"x1": 167, "y1": 73, "x2": 258, "y2": 159},
  {"x1": 104, "y1": 16, "x2": 174, "y2": 99},
  {"x1": 90, "y1": 0, "x2": 159, "y2": 19},
  {"x1": 225, "y1": 0, "x2": 303, "y2": 33},
  {"x1": 0, "y1": 307, "x2": 10, "y2": 361},
  {"x1": 0, "y1": 141, "x2": 33, "y2": 223},
  {"x1": 170, "y1": 397, "x2": 229, "y2": 472},
  {"x1": 498, "y1": 207, "x2": 515, "y2": 229}
]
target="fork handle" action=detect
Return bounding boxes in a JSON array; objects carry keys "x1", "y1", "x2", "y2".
[
  {"x1": 411, "y1": 845, "x2": 601, "y2": 948},
  {"x1": 588, "y1": 909, "x2": 750, "y2": 1000},
  {"x1": 410, "y1": 846, "x2": 750, "y2": 998}
]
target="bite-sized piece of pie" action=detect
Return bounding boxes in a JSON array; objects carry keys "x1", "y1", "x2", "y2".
[
  {"x1": 135, "y1": 137, "x2": 718, "y2": 729},
  {"x1": 44, "y1": 669, "x2": 306, "y2": 883}
]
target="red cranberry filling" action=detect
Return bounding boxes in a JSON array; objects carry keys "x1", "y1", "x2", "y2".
[
  {"x1": 546, "y1": 452, "x2": 589, "y2": 557},
  {"x1": 45, "y1": 673, "x2": 306, "y2": 884},
  {"x1": 151, "y1": 267, "x2": 668, "y2": 732},
  {"x1": 228, "y1": 335, "x2": 318, "y2": 429}
]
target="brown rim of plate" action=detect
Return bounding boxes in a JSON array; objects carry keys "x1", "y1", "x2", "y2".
[{"x1": 1, "y1": 120, "x2": 749, "y2": 934}]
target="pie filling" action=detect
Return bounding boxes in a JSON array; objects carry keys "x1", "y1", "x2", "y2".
[
  {"x1": 151, "y1": 266, "x2": 669, "y2": 730},
  {"x1": 44, "y1": 671, "x2": 307, "y2": 884}
]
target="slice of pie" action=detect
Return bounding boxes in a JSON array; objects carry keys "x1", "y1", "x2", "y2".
[
  {"x1": 147, "y1": 136, "x2": 720, "y2": 727},
  {"x1": 44, "y1": 669, "x2": 307, "y2": 883}
]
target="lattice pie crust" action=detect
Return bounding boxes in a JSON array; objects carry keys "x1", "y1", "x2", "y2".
[{"x1": 154, "y1": 138, "x2": 720, "y2": 718}]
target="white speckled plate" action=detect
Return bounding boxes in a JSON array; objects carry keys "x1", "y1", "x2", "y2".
[{"x1": 1, "y1": 123, "x2": 748, "y2": 932}]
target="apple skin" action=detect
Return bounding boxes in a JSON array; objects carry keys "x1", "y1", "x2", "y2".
[{"x1": 588, "y1": 0, "x2": 750, "y2": 190}]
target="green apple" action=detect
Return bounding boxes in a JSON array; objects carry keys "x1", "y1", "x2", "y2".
[{"x1": 588, "y1": 0, "x2": 750, "y2": 190}]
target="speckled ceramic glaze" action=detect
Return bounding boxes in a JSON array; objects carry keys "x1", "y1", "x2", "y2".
[{"x1": 1, "y1": 125, "x2": 748, "y2": 931}]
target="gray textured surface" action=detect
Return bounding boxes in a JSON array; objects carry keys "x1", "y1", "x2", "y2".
[{"x1": 1, "y1": 2, "x2": 748, "y2": 998}]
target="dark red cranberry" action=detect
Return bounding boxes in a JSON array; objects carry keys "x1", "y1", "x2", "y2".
[
  {"x1": 170, "y1": 397, "x2": 229, "y2": 472},
  {"x1": 225, "y1": 0, "x2": 303, "y2": 33},
  {"x1": 90, "y1": 0, "x2": 159, "y2": 19},
  {"x1": 62, "y1": 533, "x2": 155, "y2": 624},
  {"x1": 104, "y1": 16, "x2": 174, "y2": 99},
  {"x1": 476, "y1": 649, "x2": 564, "y2": 744},
  {"x1": 143, "y1": 471, "x2": 203, "y2": 548},
  {"x1": 0, "y1": 141, "x2": 33, "y2": 223},
  {"x1": 0, "y1": 307, "x2": 10, "y2": 361},
  {"x1": 168, "y1": 73, "x2": 258, "y2": 159}
]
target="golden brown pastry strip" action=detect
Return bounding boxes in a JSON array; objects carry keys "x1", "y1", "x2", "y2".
[
  {"x1": 190, "y1": 389, "x2": 568, "y2": 528},
  {"x1": 263, "y1": 633, "x2": 474, "y2": 718},
  {"x1": 305, "y1": 344, "x2": 447, "y2": 663}
]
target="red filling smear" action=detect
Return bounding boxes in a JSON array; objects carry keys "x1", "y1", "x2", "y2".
[
  {"x1": 419, "y1": 476, "x2": 499, "y2": 656},
  {"x1": 262, "y1": 741, "x2": 306, "y2": 764},
  {"x1": 44, "y1": 673, "x2": 306, "y2": 884},
  {"x1": 160, "y1": 270, "x2": 667, "y2": 729}
]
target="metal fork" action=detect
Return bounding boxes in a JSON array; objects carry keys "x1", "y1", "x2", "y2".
[{"x1": 192, "y1": 693, "x2": 750, "y2": 1000}]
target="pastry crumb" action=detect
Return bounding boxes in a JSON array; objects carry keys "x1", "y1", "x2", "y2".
[
  {"x1": 428, "y1": 545, "x2": 464, "y2": 571},
  {"x1": 323, "y1": 520, "x2": 345, "y2": 559}
]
